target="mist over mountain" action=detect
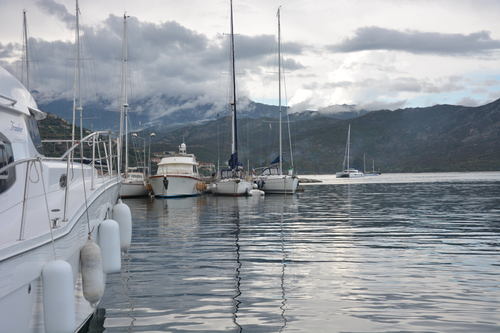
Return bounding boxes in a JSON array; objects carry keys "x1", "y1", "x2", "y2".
[
  {"x1": 39, "y1": 97, "x2": 500, "y2": 174},
  {"x1": 147, "y1": 99, "x2": 500, "y2": 174},
  {"x1": 38, "y1": 96, "x2": 367, "y2": 133}
]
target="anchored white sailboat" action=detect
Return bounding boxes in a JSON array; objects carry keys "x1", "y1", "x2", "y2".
[
  {"x1": 210, "y1": 0, "x2": 253, "y2": 196},
  {"x1": 336, "y1": 125, "x2": 364, "y2": 178},
  {"x1": 364, "y1": 154, "x2": 381, "y2": 176},
  {"x1": 0, "y1": 4, "x2": 131, "y2": 332},
  {"x1": 254, "y1": 7, "x2": 298, "y2": 195}
]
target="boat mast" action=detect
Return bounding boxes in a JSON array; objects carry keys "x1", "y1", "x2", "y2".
[
  {"x1": 120, "y1": 14, "x2": 130, "y2": 178},
  {"x1": 347, "y1": 124, "x2": 351, "y2": 170},
  {"x1": 71, "y1": 0, "x2": 83, "y2": 142},
  {"x1": 230, "y1": 0, "x2": 238, "y2": 160},
  {"x1": 22, "y1": 10, "x2": 29, "y2": 92},
  {"x1": 364, "y1": 153, "x2": 366, "y2": 174},
  {"x1": 277, "y1": 7, "x2": 282, "y2": 176}
]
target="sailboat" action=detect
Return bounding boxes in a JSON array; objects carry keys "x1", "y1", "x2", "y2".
[
  {"x1": 363, "y1": 154, "x2": 381, "y2": 176},
  {"x1": 254, "y1": 7, "x2": 299, "y2": 194},
  {"x1": 336, "y1": 125, "x2": 364, "y2": 178},
  {"x1": 210, "y1": 0, "x2": 253, "y2": 196},
  {"x1": 0, "y1": 4, "x2": 130, "y2": 332},
  {"x1": 118, "y1": 14, "x2": 149, "y2": 198}
]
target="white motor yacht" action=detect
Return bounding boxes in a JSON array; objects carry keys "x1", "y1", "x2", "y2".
[
  {"x1": 0, "y1": 65, "x2": 131, "y2": 332},
  {"x1": 149, "y1": 143, "x2": 206, "y2": 197}
]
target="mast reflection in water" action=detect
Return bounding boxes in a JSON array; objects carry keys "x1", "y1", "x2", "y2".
[{"x1": 83, "y1": 173, "x2": 500, "y2": 333}]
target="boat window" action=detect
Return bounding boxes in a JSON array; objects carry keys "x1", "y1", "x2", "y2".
[
  {"x1": 23, "y1": 112, "x2": 44, "y2": 155},
  {"x1": 262, "y1": 167, "x2": 279, "y2": 176},
  {"x1": 0, "y1": 133, "x2": 16, "y2": 194},
  {"x1": 220, "y1": 169, "x2": 231, "y2": 179}
]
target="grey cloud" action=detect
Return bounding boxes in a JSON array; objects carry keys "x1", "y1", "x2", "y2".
[
  {"x1": 329, "y1": 26, "x2": 500, "y2": 56},
  {"x1": 0, "y1": 43, "x2": 17, "y2": 60},
  {"x1": 2, "y1": 10, "x2": 307, "y2": 115},
  {"x1": 358, "y1": 100, "x2": 407, "y2": 111},
  {"x1": 457, "y1": 97, "x2": 480, "y2": 107},
  {"x1": 36, "y1": 0, "x2": 75, "y2": 30},
  {"x1": 386, "y1": 76, "x2": 466, "y2": 94}
]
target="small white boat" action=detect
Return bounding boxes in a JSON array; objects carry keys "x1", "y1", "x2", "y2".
[
  {"x1": 121, "y1": 169, "x2": 149, "y2": 197},
  {"x1": 0, "y1": 64, "x2": 131, "y2": 332},
  {"x1": 211, "y1": 169, "x2": 253, "y2": 196},
  {"x1": 210, "y1": 0, "x2": 252, "y2": 196},
  {"x1": 336, "y1": 167, "x2": 365, "y2": 178},
  {"x1": 336, "y1": 124, "x2": 365, "y2": 178},
  {"x1": 149, "y1": 142, "x2": 206, "y2": 197},
  {"x1": 255, "y1": 166, "x2": 299, "y2": 194},
  {"x1": 363, "y1": 155, "x2": 381, "y2": 176},
  {"x1": 254, "y1": 8, "x2": 298, "y2": 195}
]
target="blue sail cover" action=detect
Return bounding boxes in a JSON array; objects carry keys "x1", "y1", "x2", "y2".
[
  {"x1": 270, "y1": 155, "x2": 282, "y2": 165},
  {"x1": 228, "y1": 152, "x2": 242, "y2": 170}
]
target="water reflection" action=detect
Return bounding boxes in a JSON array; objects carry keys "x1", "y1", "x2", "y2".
[
  {"x1": 84, "y1": 176, "x2": 500, "y2": 332},
  {"x1": 120, "y1": 250, "x2": 135, "y2": 332},
  {"x1": 78, "y1": 308, "x2": 106, "y2": 333},
  {"x1": 230, "y1": 199, "x2": 242, "y2": 333}
]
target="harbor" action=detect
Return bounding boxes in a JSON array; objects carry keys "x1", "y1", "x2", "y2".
[{"x1": 89, "y1": 172, "x2": 500, "y2": 332}]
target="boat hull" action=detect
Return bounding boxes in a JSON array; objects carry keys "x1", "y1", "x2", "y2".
[
  {"x1": 150, "y1": 174, "x2": 204, "y2": 197},
  {"x1": 211, "y1": 178, "x2": 253, "y2": 196},
  {"x1": 120, "y1": 181, "x2": 149, "y2": 197},
  {"x1": 0, "y1": 172, "x2": 120, "y2": 333},
  {"x1": 255, "y1": 175, "x2": 298, "y2": 194},
  {"x1": 336, "y1": 170, "x2": 365, "y2": 178}
]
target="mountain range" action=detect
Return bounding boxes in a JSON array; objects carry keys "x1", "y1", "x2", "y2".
[{"x1": 38, "y1": 97, "x2": 500, "y2": 174}]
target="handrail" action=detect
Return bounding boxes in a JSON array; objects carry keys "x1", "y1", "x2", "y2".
[
  {"x1": 0, "y1": 93, "x2": 17, "y2": 106},
  {"x1": 0, "y1": 130, "x2": 121, "y2": 241}
]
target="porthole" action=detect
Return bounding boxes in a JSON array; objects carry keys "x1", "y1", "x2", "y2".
[{"x1": 59, "y1": 173, "x2": 67, "y2": 189}]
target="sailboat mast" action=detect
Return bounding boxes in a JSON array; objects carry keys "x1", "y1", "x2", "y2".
[
  {"x1": 230, "y1": 0, "x2": 238, "y2": 157},
  {"x1": 22, "y1": 10, "x2": 29, "y2": 92},
  {"x1": 76, "y1": 0, "x2": 83, "y2": 141},
  {"x1": 71, "y1": 1, "x2": 78, "y2": 143},
  {"x1": 347, "y1": 124, "x2": 351, "y2": 169},
  {"x1": 120, "y1": 14, "x2": 129, "y2": 178},
  {"x1": 277, "y1": 7, "x2": 282, "y2": 175}
]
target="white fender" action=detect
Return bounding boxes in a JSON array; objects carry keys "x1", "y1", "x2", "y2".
[
  {"x1": 248, "y1": 189, "x2": 265, "y2": 196},
  {"x1": 81, "y1": 240, "x2": 104, "y2": 304},
  {"x1": 113, "y1": 199, "x2": 132, "y2": 251},
  {"x1": 42, "y1": 260, "x2": 75, "y2": 333},
  {"x1": 99, "y1": 220, "x2": 121, "y2": 274}
]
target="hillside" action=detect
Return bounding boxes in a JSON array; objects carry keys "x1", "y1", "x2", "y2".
[{"x1": 38, "y1": 99, "x2": 500, "y2": 174}]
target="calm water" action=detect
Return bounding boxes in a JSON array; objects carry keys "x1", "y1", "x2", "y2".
[{"x1": 87, "y1": 172, "x2": 500, "y2": 332}]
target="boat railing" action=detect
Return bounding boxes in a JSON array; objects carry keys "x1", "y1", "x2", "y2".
[
  {"x1": 0, "y1": 93, "x2": 17, "y2": 106},
  {"x1": 0, "y1": 131, "x2": 120, "y2": 241}
]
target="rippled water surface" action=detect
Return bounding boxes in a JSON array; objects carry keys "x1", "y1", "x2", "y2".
[{"x1": 89, "y1": 173, "x2": 500, "y2": 332}]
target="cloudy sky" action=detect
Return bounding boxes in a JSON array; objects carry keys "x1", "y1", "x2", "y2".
[{"x1": 1, "y1": 0, "x2": 500, "y2": 116}]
